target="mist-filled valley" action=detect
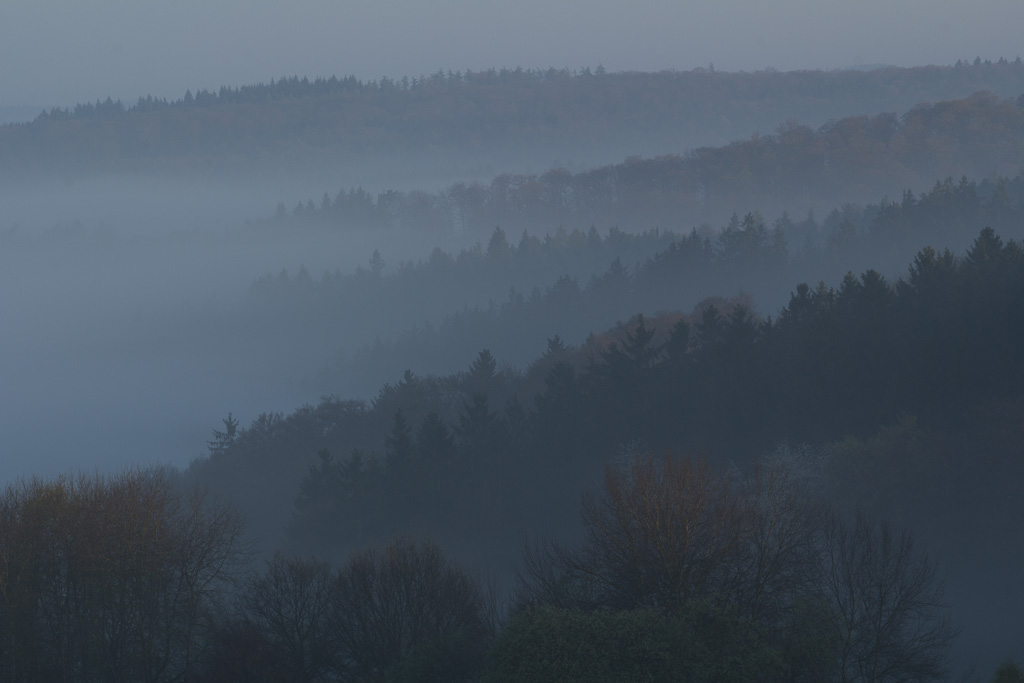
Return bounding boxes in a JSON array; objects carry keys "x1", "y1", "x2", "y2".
[{"x1": 2, "y1": 51, "x2": 1024, "y2": 682}]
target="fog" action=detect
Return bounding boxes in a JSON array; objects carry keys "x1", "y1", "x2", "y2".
[
  {"x1": 0, "y1": 211, "x2": 473, "y2": 481},
  {"x1": 2, "y1": 65, "x2": 1023, "y2": 478},
  {"x1": 1, "y1": 4, "x2": 1023, "y2": 679},
  {"x1": 1, "y1": 0, "x2": 1022, "y2": 107}
]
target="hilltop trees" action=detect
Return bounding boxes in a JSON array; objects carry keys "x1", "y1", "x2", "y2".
[
  {"x1": 259, "y1": 91, "x2": 1024, "y2": 240},
  {"x1": 207, "y1": 539, "x2": 494, "y2": 683},
  {"x1": 11, "y1": 62, "x2": 1024, "y2": 183},
  {"x1": 175, "y1": 225, "x2": 1023, "y2": 677},
  {"x1": 820, "y1": 513, "x2": 956, "y2": 683},
  {"x1": 212, "y1": 226, "x2": 1024, "y2": 570},
  {"x1": 516, "y1": 453, "x2": 820, "y2": 619},
  {"x1": 2, "y1": 221, "x2": 1015, "y2": 679},
  {"x1": 504, "y1": 452, "x2": 956, "y2": 682},
  {"x1": 0, "y1": 470, "x2": 247, "y2": 683},
  {"x1": 332, "y1": 538, "x2": 494, "y2": 682},
  {"x1": 246, "y1": 174, "x2": 1024, "y2": 412},
  {"x1": 238, "y1": 555, "x2": 337, "y2": 683}
]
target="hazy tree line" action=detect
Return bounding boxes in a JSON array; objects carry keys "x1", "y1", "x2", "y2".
[
  {"x1": 210, "y1": 227, "x2": 1024, "y2": 679},
  {"x1": 194, "y1": 227, "x2": 1024, "y2": 554},
  {"x1": 26, "y1": 58, "x2": 1024, "y2": 125},
  {"x1": 5, "y1": 454, "x2": 1013, "y2": 680},
  {"x1": 3, "y1": 230, "x2": 1022, "y2": 678},
  {"x1": 500, "y1": 454, "x2": 959, "y2": 683},
  {"x1": 248, "y1": 225, "x2": 676, "y2": 362},
  {"x1": 183, "y1": 225, "x2": 1024, "y2": 678},
  {"x1": 5, "y1": 60, "x2": 1024, "y2": 681},
  {"x1": 4, "y1": 61, "x2": 1024, "y2": 178},
  {"x1": 263, "y1": 90, "x2": 1024, "y2": 234},
  {"x1": 243, "y1": 173, "x2": 1024, "y2": 397},
  {"x1": 197, "y1": 454, "x2": 968, "y2": 682},
  {"x1": 1, "y1": 459, "x2": 1017, "y2": 683}
]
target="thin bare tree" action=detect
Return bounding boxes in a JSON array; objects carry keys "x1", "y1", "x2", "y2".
[{"x1": 820, "y1": 511, "x2": 956, "y2": 683}]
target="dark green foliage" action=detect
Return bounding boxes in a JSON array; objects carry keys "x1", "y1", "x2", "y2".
[
  {"x1": 696, "y1": 304, "x2": 724, "y2": 349},
  {"x1": 484, "y1": 603, "x2": 787, "y2": 683},
  {"x1": 484, "y1": 605, "x2": 683, "y2": 683},
  {"x1": 456, "y1": 394, "x2": 504, "y2": 459},
  {"x1": 464, "y1": 349, "x2": 499, "y2": 398},
  {"x1": 207, "y1": 411, "x2": 239, "y2": 455},
  {"x1": 291, "y1": 448, "x2": 382, "y2": 555},
  {"x1": 993, "y1": 660, "x2": 1024, "y2": 683},
  {"x1": 780, "y1": 596, "x2": 843, "y2": 682},
  {"x1": 415, "y1": 412, "x2": 456, "y2": 468},
  {"x1": 385, "y1": 411, "x2": 416, "y2": 473},
  {"x1": 664, "y1": 318, "x2": 690, "y2": 365}
]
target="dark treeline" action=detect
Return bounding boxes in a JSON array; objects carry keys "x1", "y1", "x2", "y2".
[
  {"x1": 251, "y1": 173, "x2": 1024, "y2": 397},
  {"x1": 3, "y1": 458, "x2": 1018, "y2": 682},
  {"x1": 190, "y1": 226, "x2": 1024, "y2": 610},
  {"x1": 4, "y1": 448, "x2": 1020, "y2": 681},
  {"x1": 3, "y1": 229, "x2": 1023, "y2": 679},
  {"x1": 0, "y1": 470, "x2": 248, "y2": 682},
  {"x1": 174, "y1": 225, "x2": 1024, "y2": 681},
  {"x1": 249, "y1": 225, "x2": 678, "y2": 395},
  {"x1": 4, "y1": 61, "x2": 1024, "y2": 179}
]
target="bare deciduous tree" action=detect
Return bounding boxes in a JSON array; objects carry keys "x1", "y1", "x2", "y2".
[
  {"x1": 331, "y1": 537, "x2": 493, "y2": 682},
  {"x1": 820, "y1": 512, "x2": 956, "y2": 683},
  {"x1": 575, "y1": 453, "x2": 744, "y2": 611},
  {"x1": 518, "y1": 454, "x2": 744, "y2": 616},
  {"x1": 736, "y1": 456, "x2": 823, "y2": 624},
  {"x1": 0, "y1": 470, "x2": 248, "y2": 683},
  {"x1": 241, "y1": 554, "x2": 337, "y2": 683},
  {"x1": 515, "y1": 449, "x2": 959, "y2": 681}
]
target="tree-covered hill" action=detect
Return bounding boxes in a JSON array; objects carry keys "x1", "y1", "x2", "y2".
[
  {"x1": 266, "y1": 90, "x2": 1024, "y2": 238},
  {"x1": 190, "y1": 222, "x2": 1024, "y2": 565},
  {"x1": 188, "y1": 224, "x2": 1024, "y2": 673},
  {"x1": 4, "y1": 60, "x2": 1024, "y2": 183},
  {"x1": 5, "y1": 56, "x2": 1024, "y2": 683},
  {"x1": 247, "y1": 173, "x2": 1024, "y2": 398}
]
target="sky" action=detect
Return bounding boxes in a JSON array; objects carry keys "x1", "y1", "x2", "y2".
[{"x1": 1, "y1": 0, "x2": 1022, "y2": 108}]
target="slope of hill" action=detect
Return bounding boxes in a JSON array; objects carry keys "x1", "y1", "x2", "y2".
[
  {"x1": 187, "y1": 224, "x2": 1024, "y2": 673},
  {"x1": 266, "y1": 90, "x2": 1024, "y2": 238},
  {"x1": 3, "y1": 61, "x2": 1024, "y2": 185}
]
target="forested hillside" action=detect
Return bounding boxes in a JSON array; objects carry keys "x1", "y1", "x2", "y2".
[
  {"x1": 3, "y1": 60, "x2": 1024, "y2": 183},
  {"x1": 4, "y1": 57, "x2": 1024, "y2": 681},
  {"x1": 193, "y1": 226, "x2": 1024, "y2": 554},
  {"x1": 187, "y1": 226, "x2": 1024, "y2": 678},
  {"x1": 247, "y1": 173, "x2": 1024, "y2": 397},
  {"x1": 265, "y1": 90, "x2": 1024, "y2": 236}
]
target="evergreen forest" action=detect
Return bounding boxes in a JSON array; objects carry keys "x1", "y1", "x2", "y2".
[{"x1": 1, "y1": 59, "x2": 1023, "y2": 682}]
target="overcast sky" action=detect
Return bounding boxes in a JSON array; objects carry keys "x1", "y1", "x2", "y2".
[{"x1": 1, "y1": 0, "x2": 1022, "y2": 107}]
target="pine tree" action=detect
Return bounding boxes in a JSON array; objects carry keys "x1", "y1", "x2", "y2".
[{"x1": 207, "y1": 412, "x2": 239, "y2": 456}]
